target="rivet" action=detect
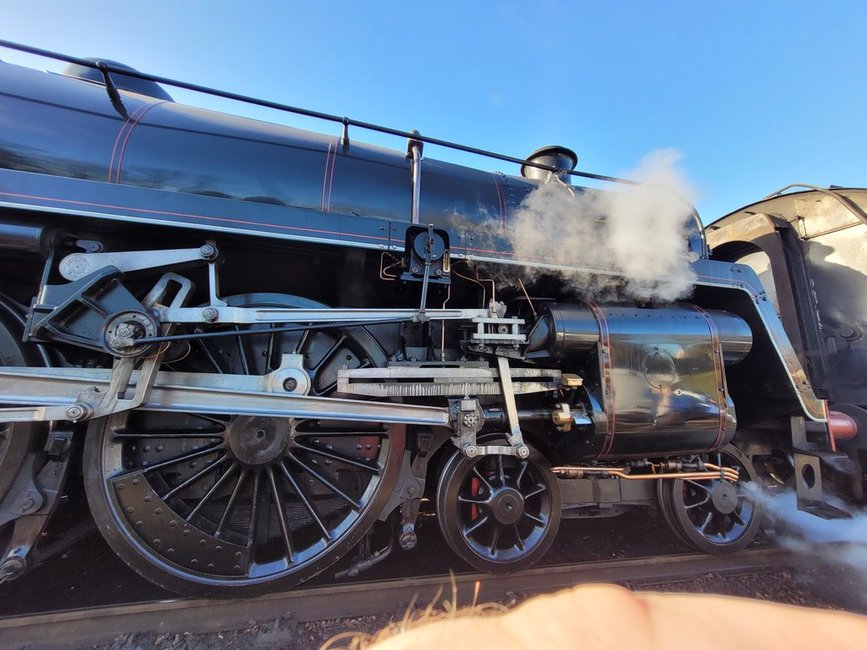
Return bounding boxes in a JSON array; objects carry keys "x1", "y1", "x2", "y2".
[
  {"x1": 215, "y1": 545, "x2": 223, "y2": 551},
  {"x1": 208, "y1": 563, "x2": 215, "y2": 569},
  {"x1": 190, "y1": 559, "x2": 198, "y2": 566},
  {"x1": 134, "y1": 520, "x2": 143, "y2": 528},
  {"x1": 183, "y1": 529, "x2": 191, "y2": 536},
  {"x1": 117, "y1": 483, "x2": 125, "y2": 490},
  {"x1": 167, "y1": 548, "x2": 175, "y2": 555},
  {"x1": 156, "y1": 445, "x2": 164, "y2": 452},
  {"x1": 126, "y1": 506, "x2": 134, "y2": 514},
  {"x1": 199, "y1": 539, "x2": 207, "y2": 546},
  {"x1": 154, "y1": 507, "x2": 162, "y2": 515},
  {"x1": 143, "y1": 445, "x2": 151, "y2": 452},
  {"x1": 132, "y1": 478, "x2": 140, "y2": 485},
  {"x1": 233, "y1": 565, "x2": 241, "y2": 571},
  {"x1": 153, "y1": 539, "x2": 162, "y2": 548},
  {"x1": 169, "y1": 519, "x2": 177, "y2": 527},
  {"x1": 144, "y1": 495, "x2": 152, "y2": 503},
  {"x1": 234, "y1": 551, "x2": 242, "y2": 558}
]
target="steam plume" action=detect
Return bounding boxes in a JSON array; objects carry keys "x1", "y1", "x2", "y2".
[
  {"x1": 748, "y1": 486, "x2": 867, "y2": 607},
  {"x1": 507, "y1": 149, "x2": 698, "y2": 302}
]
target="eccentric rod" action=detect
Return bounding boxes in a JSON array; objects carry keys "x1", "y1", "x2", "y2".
[{"x1": 133, "y1": 317, "x2": 411, "y2": 347}]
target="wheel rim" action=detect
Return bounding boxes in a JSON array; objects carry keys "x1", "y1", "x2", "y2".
[
  {"x1": 661, "y1": 445, "x2": 761, "y2": 553},
  {"x1": 437, "y1": 446, "x2": 560, "y2": 571},
  {"x1": 0, "y1": 302, "x2": 44, "y2": 503},
  {"x1": 85, "y1": 294, "x2": 402, "y2": 594}
]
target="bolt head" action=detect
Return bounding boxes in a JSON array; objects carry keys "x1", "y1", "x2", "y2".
[
  {"x1": 66, "y1": 404, "x2": 85, "y2": 420},
  {"x1": 463, "y1": 444, "x2": 478, "y2": 458},
  {"x1": 202, "y1": 307, "x2": 219, "y2": 322},
  {"x1": 283, "y1": 378, "x2": 298, "y2": 392},
  {"x1": 516, "y1": 445, "x2": 530, "y2": 459},
  {"x1": 199, "y1": 244, "x2": 217, "y2": 260}
]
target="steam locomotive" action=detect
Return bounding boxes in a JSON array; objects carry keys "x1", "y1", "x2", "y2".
[{"x1": 0, "y1": 41, "x2": 860, "y2": 597}]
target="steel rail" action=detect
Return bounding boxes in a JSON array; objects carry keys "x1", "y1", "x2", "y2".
[{"x1": 0, "y1": 548, "x2": 793, "y2": 649}]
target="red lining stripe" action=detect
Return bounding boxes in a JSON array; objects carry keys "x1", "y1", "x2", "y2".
[
  {"x1": 107, "y1": 102, "x2": 150, "y2": 182},
  {"x1": 493, "y1": 174, "x2": 507, "y2": 232},
  {"x1": 320, "y1": 139, "x2": 333, "y2": 211},
  {"x1": 326, "y1": 140, "x2": 337, "y2": 212},
  {"x1": 586, "y1": 300, "x2": 616, "y2": 457},
  {"x1": 114, "y1": 101, "x2": 167, "y2": 183},
  {"x1": 690, "y1": 304, "x2": 729, "y2": 449}
]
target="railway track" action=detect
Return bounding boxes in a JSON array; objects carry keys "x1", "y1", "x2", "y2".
[{"x1": 0, "y1": 547, "x2": 793, "y2": 649}]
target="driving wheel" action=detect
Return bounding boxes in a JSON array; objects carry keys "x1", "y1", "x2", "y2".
[{"x1": 84, "y1": 293, "x2": 403, "y2": 596}]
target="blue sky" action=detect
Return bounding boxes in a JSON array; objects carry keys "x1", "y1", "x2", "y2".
[{"x1": 2, "y1": 0, "x2": 865, "y2": 222}]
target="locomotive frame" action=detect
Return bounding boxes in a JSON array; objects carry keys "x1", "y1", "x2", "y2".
[{"x1": 0, "y1": 40, "x2": 857, "y2": 596}]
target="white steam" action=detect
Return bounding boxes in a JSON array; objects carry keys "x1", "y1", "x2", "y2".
[
  {"x1": 507, "y1": 149, "x2": 699, "y2": 302},
  {"x1": 747, "y1": 486, "x2": 867, "y2": 604}
]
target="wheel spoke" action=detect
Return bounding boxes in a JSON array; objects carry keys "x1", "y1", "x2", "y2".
[
  {"x1": 462, "y1": 515, "x2": 489, "y2": 536},
  {"x1": 458, "y1": 495, "x2": 487, "y2": 505},
  {"x1": 162, "y1": 454, "x2": 229, "y2": 500},
  {"x1": 278, "y1": 461, "x2": 331, "y2": 540},
  {"x1": 311, "y1": 334, "x2": 347, "y2": 372},
  {"x1": 294, "y1": 327, "x2": 311, "y2": 355},
  {"x1": 698, "y1": 511, "x2": 713, "y2": 533},
  {"x1": 488, "y1": 525, "x2": 502, "y2": 554},
  {"x1": 512, "y1": 525, "x2": 525, "y2": 551},
  {"x1": 496, "y1": 455, "x2": 505, "y2": 485},
  {"x1": 523, "y1": 511, "x2": 545, "y2": 526},
  {"x1": 515, "y1": 460, "x2": 529, "y2": 486},
  {"x1": 685, "y1": 479, "x2": 712, "y2": 493},
  {"x1": 730, "y1": 510, "x2": 745, "y2": 526},
  {"x1": 287, "y1": 451, "x2": 361, "y2": 509},
  {"x1": 267, "y1": 467, "x2": 294, "y2": 560},
  {"x1": 137, "y1": 443, "x2": 224, "y2": 475},
  {"x1": 196, "y1": 338, "x2": 225, "y2": 374},
  {"x1": 215, "y1": 468, "x2": 248, "y2": 538},
  {"x1": 685, "y1": 495, "x2": 711, "y2": 509},
  {"x1": 265, "y1": 324, "x2": 277, "y2": 371},
  {"x1": 292, "y1": 441, "x2": 381, "y2": 472},
  {"x1": 234, "y1": 326, "x2": 252, "y2": 375},
  {"x1": 186, "y1": 463, "x2": 239, "y2": 521},
  {"x1": 523, "y1": 484, "x2": 547, "y2": 500},
  {"x1": 471, "y1": 467, "x2": 494, "y2": 491},
  {"x1": 247, "y1": 471, "x2": 262, "y2": 548}
]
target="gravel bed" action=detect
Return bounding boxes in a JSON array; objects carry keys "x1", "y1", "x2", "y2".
[{"x1": 86, "y1": 563, "x2": 864, "y2": 650}]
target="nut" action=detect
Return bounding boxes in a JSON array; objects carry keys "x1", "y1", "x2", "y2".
[
  {"x1": 66, "y1": 403, "x2": 91, "y2": 421},
  {"x1": 199, "y1": 244, "x2": 218, "y2": 261},
  {"x1": 201, "y1": 307, "x2": 219, "y2": 322}
]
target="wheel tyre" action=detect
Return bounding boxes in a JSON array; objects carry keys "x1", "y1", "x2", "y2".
[
  {"x1": 660, "y1": 444, "x2": 763, "y2": 555},
  {"x1": 436, "y1": 443, "x2": 561, "y2": 573}
]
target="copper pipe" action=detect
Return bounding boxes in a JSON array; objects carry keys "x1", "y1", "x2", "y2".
[{"x1": 552, "y1": 465, "x2": 739, "y2": 482}]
